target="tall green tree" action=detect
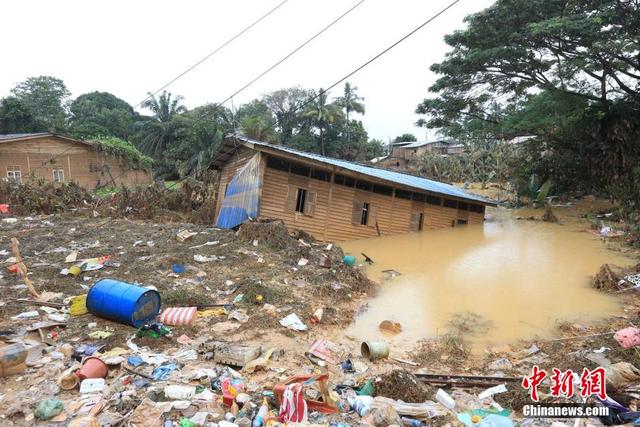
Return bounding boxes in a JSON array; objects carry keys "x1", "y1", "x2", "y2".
[
  {"x1": 304, "y1": 89, "x2": 343, "y2": 156},
  {"x1": 10, "y1": 76, "x2": 70, "y2": 132},
  {"x1": 262, "y1": 87, "x2": 313, "y2": 145},
  {"x1": 136, "y1": 91, "x2": 188, "y2": 158},
  {"x1": 0, "y1": 96, "x2": 41, "y2": 133},
  {"x1": 69, "y1": 91, "x2": 136, "y2": 139},
  {"x1": 416, "y1": 0, "x2": 640, "y2": 197}
]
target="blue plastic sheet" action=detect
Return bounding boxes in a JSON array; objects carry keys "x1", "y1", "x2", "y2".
[{"x1": 215, "y1": 154, "x2": 261, "y2": 229}]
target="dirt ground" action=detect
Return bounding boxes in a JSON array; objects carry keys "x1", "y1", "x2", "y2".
[{"x1": 1, "y1": 195, "x2": 640, "y2": 426}]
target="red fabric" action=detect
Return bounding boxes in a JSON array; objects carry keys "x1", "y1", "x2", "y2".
[{"x1": 278, "y1": 383, "x2": 307, "y2": 423}]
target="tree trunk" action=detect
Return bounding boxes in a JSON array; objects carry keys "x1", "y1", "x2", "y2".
[{"x1": 320, "y1": 127, "x2": 326, "y2": 156}]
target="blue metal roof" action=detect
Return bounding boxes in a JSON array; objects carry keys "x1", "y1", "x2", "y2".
[{"x1": 231, "y1": 135, "x2": 495, "y2": 205}]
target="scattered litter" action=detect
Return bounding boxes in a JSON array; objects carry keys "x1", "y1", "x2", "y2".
[
  {"x1": 297, "y1": 257, "x2": 309, "y2": 266},
  {"x1": 158, "y1": 307, "x2": 197, "y2": 326},
  {"x1": 176, "y1": 230, "x2": 198, "y2": 242},
  {"x1": 478, "y1": 384, "x2": 508, "y2": 400},
  {"x1": 279, "y1": 313, "x2": 307, "y2": 331}
]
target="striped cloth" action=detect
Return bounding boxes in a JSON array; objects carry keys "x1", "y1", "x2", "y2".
[{"x1": 158, "y1": 307, "x2": 197, "y2": 326}]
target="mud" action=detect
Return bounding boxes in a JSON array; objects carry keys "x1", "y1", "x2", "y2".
[{"x1": 374, "y1": 370, "x2": 434, "y2": 403}]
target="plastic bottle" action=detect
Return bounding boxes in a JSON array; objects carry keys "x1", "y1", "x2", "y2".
[
  {"x1": 436, "y1": 388, "x2": 456, "y2": 410},
  {"x1": 347, "y1": 394, "x2": 373, "y2": 417},
  {"x1": 253, "y1": 398, "x2": 269, "y2": 427},
  {"x1": 401, "y1": 417, "x2": 424, "y2": 427}
]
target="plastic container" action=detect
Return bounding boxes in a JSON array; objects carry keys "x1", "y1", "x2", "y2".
[
  {"x1": 87, "y1": 278, "x2": 161, "y2": 327},
  {"x1": 343, "y1": 255, "x2": 356, "y2": 266},
  {"x1": 0, "y1": 342, "x2": 27, "y2": 377},
  {"x1": 76, "y1": 356, "x2": 108, "y2": 380},
  {"x1": 436, "y1": 388, "x2": 456, "y2": 410},
  {"x1": 361, "y1": 341, "x2": 390, "y2": 361},
  {"x1": 348, "y1": 395, "x2": 373, "y2": 417},
  {"x1": 79, "y1": 378, "x2": 106, "y2": 393}
]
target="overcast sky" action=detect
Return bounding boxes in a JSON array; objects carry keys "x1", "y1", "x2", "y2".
[{"x1": 1, "y1": 0, "x2": 495, "y2": 142}]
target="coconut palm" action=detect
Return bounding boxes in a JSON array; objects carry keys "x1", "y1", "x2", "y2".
[
  {"x1": 336, "y1": 82, "x2": 365, "y2": 122},
  {"x1": 137, "y1": 91, "x2": 187, "y2": 158},
  {"x1": 304, "y1": 89, "x2": 343, "y2": 156}
]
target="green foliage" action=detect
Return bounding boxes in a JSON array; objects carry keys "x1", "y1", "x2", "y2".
[
  {"x1": 416, "y1": 139, "x2": 518, "y2": 186},
  {"x1": 393, "y1": 133, "x2": 417, "y2": 143},
  {"x1": 136, "y1": 91, "x2": 189, "y2": 158},
  {"x1": 90, "y1": 136, "x2": 153, "y2": 170},
  {"x1": 69, "y1": 91, "x2": 137, "y2": 139},
  {"x1": 0, "y1": 96, "x2": 41, "y2": 133},
  {"x1": 10, "y1": 76, "x2": 70, "y2": 132},
  {"x1": 416, "y1": 0, "x2": 640, "y2": 214}
]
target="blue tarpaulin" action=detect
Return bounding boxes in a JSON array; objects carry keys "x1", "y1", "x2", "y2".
[{"x1": 215, "y1": 154, "x2": 261, "y2": 229}]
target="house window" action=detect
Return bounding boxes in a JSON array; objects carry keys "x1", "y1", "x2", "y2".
[
  {"x1": 352, "y1": 200, "x2": 376, "y2": 226},
  {"x1": 443, "y1": 198, "x2": 458, "y2": 209},
  {"x1": 410, "y1": 211, "x2": 424, "y2": 232},
  {"x1": 395, "y1": 189, "x2": 412, "y2": 200},
  {"x1": 290, "y1": 162, "x2": 310, "y2": 177},
  {"x1": 334, "y1": 174, "x2": 355, "y2": 187},
  {"x1": 53, "y1": 169, "x2": 64, "y2": 183},
  {"x1": 286, "y1": 186, "x2": 316, "y2": 216},
  {"x1": 457, "y1": 219, "x2": 468, "y2": 225},
  {"x1": 295, "y1": 188, "x2": 307, "y2": 213},
  {"x1": 7, "y1": 166, "x2": 22, "y2": 183},
  {"x1": 426, "y1": 195, "x2": 442, "y2": 206},
  {"x1": 267, "y1": 156, "x2": 290, "y2": 172},
  {"x1": 311, "y1": 168, "x2": 330, "y2": 182},
  {"x1": 360, "y1": 202, "x2": 370, "y2": 225}
]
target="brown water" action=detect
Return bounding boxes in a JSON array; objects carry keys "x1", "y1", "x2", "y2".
[{"x1": 342, "y1": 207, "x2": 634, "y2": 347}]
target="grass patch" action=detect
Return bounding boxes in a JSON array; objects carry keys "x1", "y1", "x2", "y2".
[{"x1": 163, "y1": 288, "x2": 214, "y2": 307}]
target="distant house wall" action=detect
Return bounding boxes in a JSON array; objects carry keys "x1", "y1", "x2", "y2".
[
  {"x1": 255, "y1": 152, "x2": 485, "y2": 242},
  {"x1": 0, "y1": 136, "x2": 151, "y2": 189}
]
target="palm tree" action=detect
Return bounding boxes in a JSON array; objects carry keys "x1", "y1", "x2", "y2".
[
  {"x1": 239, "y1": 116, "x2": 273, "y2": 142},
  {"x1": 304, "y1": 89, "x2": 343, "y2": 156},
  {"x1": 336, "y1": 82, "x2": 365, "y2": 122},
  {"x1": 137, "y1": 91, "x2": 187, "y2": 157}
]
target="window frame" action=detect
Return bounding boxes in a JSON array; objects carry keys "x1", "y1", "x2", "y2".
[
  {"x1": 6, "y1": 166, "x2": 22, "y2": 183},
  {"x1": 53, "y1": 168, "x2": 65, "y2": 183}
]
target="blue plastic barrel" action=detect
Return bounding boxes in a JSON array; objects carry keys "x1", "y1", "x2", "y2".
[{"x1": 87, "y1": 279, "x2": 161, "y2": 327}]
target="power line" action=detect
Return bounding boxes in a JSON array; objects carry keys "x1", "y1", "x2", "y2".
[
  {"x1": 133, "y1": 0, "x2": 291, "y2": 109},
  {"x1": 162, "y1": 0, "x2": 466, "y2": 189},
  {"x1": 97, "y1": 0, "x2": 370, "y2": 189},
  {"x1": 215, "y1": 0, "x2": 367, "y2": 108},
  {"x1": 33, "y1": 0, "x2": 366, "y2": 178}
]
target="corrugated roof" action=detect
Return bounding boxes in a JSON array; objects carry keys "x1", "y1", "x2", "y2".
[
  {"x1": 225, "y1": 135, "x2": 495, "y2": 206},
  {"x1": 0, "y1": 133, "x2": 49, "y2": 141}
]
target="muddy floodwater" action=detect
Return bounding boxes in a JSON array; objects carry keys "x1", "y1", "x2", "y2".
[{"x1": 341, "y1": 206, "x2": 635, "y2": 348}]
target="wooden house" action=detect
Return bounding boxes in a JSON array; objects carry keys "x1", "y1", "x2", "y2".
[
  {"x1": 375, "y1": 140, "x2": 465, "y2": 172},
  {"x1": 0, "y1": 133, "x2": 152, "y2": 189},
  {"x1": 212, "y1": 135, "x2": 495, "y2": 242}
]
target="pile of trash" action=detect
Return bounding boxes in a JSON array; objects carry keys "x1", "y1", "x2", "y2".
[{"x1": 4, "y1": 208, "x2": 640, "y2": 425}]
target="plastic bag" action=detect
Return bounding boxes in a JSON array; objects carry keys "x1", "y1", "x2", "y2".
[{"x1": 34, "y1": 399, "x2": 64, "y2": 420}]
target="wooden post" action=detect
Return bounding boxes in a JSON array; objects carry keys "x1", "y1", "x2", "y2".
[{"x1": 11, "y1": 237, "x2": 40, "y2": 298}]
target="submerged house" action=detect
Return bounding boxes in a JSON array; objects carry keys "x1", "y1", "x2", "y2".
[
  {"x1": 212, "y1": 135, "x2": 495, "y2": 242},
  {"x1": 0, "y1": 133, "x2": 152, "y2": 189}
]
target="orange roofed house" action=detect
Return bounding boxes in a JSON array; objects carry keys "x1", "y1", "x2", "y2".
[
  {"x1": 212, "y1": 135, "x2": 496, "y2": 242},
  {"x1": 0, "y1": 133, "x2": 152, "y2": 189}
]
